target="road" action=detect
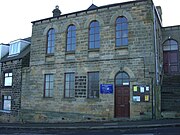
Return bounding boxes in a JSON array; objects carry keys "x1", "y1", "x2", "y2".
[{"x1": 0, "y1": 127, "x2": 180, "y2": 135}]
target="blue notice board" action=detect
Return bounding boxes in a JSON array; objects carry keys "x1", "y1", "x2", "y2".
[{"x1": 100, "y1": 84, "x2": 113, "y2": 94}]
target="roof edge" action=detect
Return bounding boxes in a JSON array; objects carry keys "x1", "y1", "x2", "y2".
[{"x1": 32, "y1": 0, "x2": 148, "y2": 24}]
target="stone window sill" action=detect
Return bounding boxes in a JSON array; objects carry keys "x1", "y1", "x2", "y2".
[
  {"x1": 115, "y1": 45, "x2": 128, "y2": 50},
  {"x1": 88, "y1": 48, "x2": 100, "y2": 52},
  {"x1": 61, "y1": 97, "x2": 76, "y2": 101},
  {"x1": 85, "y1": 98, "x2": 101, "y2": 102},
  {"x1": 0, "y1": 110, "x2": 11, "y2": 113}
]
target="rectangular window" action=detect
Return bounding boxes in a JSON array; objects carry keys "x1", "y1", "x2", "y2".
[
  {"x1": 4, "y1": 72, "x2": 12, "y2": 86},
  {"x1": 2, "y1": 96, "x2": 11, "y2": 111},
  {"x1": 88, "y1": 72, "x2": 99, "y2": 98},
  {"x1": 64, "y1": 73, "x2": 75, "y2": 98},
  {"x1": 44, "y1": 74, "x2": 54, "y2": 97}
]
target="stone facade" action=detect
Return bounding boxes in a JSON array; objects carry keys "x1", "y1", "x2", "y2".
[
  {"x1": 0, "y1": 42, "x2": 30, "y2": 122},
  {"x1": 21, "y1": 0, "x2": 163, "y2": 122},
  {"x1": 0, "y1": 59, "x2": 29, "y2": 122}
]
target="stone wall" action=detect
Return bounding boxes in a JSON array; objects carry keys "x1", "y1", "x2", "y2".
[
  {"x1": 21, "y1": 0, "x2": 158, "y2": 122},
  {"x1": 0, "y1": 60, "x2": 22, "y2": 122}
]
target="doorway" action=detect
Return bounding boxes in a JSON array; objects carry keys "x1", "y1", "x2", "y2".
[
  {"x1": 115, "y1": 72, "x2": 130, "y2": 118},
  {"x1": 163, "y1": 39, "x2": 179, "y2": 74}
]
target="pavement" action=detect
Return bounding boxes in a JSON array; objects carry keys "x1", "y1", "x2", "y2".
[{"x1": 0, "y1": 119, "x2": 180, "y2": 130}]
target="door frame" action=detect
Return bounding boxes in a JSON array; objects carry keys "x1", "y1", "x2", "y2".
[
  {"x1": 114, "y1": 72, "x2": 130, "y2": 118},
  {"x1": 163, "y1": 50, "x2": 179, "y2": 74}
]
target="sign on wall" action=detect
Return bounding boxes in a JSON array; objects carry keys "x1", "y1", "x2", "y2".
[
  {"x1": 132, "y1": 85, "x2": 150, "y2": 102},
  {"x1": 100, "y1": 84, "x2": 113, "y2": 94}
]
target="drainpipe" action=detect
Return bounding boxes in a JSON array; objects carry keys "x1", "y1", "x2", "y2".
[{"x1": 153, "y1": 5, "x2": 159, "y2": 119}]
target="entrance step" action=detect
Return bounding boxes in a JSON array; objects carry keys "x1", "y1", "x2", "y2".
[
  {"x1": 161, "y1": 111, "x2": 180, "y2": 118},
  {"x1": 161, "y1": 74, "x2": 180, "y2": 113}
]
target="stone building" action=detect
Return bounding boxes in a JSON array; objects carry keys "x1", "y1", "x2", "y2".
[
  {"x1": 0, "y1": 38, "x2": 30, "y2": 122},
  {"x1": 20, "y1": 0, "x2": 164, "y2": 122},
  {"x1": 0, "y1": 0, "x2": 177, "y2": 123}
]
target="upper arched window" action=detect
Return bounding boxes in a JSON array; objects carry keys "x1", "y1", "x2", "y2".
[
  {"x1": 163, "y1": 39, "x2": 178, "y2": 51},
  {"x1": 115, "y1": 72, "x2": 130, "y2": 86},
  {"x1": 66, "y1": 25, "x2": 76, "y2": 52},
  {"x1": 47, "y1": 28, "x2": 55, "y2": 54},
  {"x1": 116, "y1": 16, "x2": 128, "y2": 47},
  {"x1": 89, "y1": 20, "x2": 100, "y2": 49}
]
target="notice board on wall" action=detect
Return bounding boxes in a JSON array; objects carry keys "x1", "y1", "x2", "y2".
[{"x1": 132, "y1": 85, "x2": 150, "y2": 102}]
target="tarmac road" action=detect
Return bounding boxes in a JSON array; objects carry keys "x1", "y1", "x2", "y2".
[{"x1": 0, "y1": 127, "x2": 180, "y2": 135}]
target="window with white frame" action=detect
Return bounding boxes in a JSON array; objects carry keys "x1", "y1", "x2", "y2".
[
  {"x1": 4, "y1": 72, "x2": 12, "y2": 86},
  {"x1": 2, "y1": 95, "x2": 11, "y2": 111},
  {"x1": 9, "y1": 42, "x2": 20, "y2": 56}
]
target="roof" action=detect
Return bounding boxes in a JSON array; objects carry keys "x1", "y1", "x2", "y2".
[
  {"x1": 23, "y1": 37, "x2": 31, "y2": 42},
  {"x1": 32, "y1": 0, "x2": 148, "y2": 24},
  {"x1": 0, "y1": 45, "x2": 30, "y2": 63},
  {"x1": 87, "y1": 4, "x2": 98, "y2": 10}
]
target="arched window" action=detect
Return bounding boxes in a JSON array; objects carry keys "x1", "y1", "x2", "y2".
[
  {"x1": 47, "y1": 28, "x2": 55, "y2": 54},
  {"x1": 115, "y1": 72, "x2": 130, "y2": 86},
  {"x1": 163, "y1": 39, "x2": 178, "y2": 51},
  {"x1": 66, "y1": 25, "x2": 76, "y2": 52},
  {"x1": 89, "y1": 20, "x2": 100, "y2": 49},
  {"x1": 116, "y1": 16, "x2": 128, "y2": 47}
]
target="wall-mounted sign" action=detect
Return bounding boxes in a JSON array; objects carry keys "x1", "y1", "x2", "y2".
[
  {"x1": 132, "y1": 85, "x2": 150, "y2": 102},
  {"x1": 133, "y1": 96, "x2": 140, "y2": 102},
  {"x1": 100, "y1": 84, "x2": 113, "y2": 94}
]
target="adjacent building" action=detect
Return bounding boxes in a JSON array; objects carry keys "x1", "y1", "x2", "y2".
[{"x1": 0, "y1": 38, "x2": 30, "y2": 122}]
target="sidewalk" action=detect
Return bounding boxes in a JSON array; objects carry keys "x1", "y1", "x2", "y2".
[{"x1": 0, "y1": 119, "x2": 180, "y2": 130}]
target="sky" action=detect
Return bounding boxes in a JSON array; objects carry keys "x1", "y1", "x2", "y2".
[{"x1": 0, "y1": 0, "x2": 179, "y2": 44}]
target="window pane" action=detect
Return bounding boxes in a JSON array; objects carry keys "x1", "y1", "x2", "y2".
[
  {"x1": 72, "y1": 44, "x2": 76, "y2": 51},
  {"x1": 3, "y1": 100, "x2": 11, "y2": 111},
  {"x1": 66, "y1": 25, "x2": 76, "y2": 52},
  {"x1": 171, "y1": 45, "x2": 178, "y2": 50},
  {"x1": 89, "y1": 21, "x2": 100, "y2": 49},
  {"x1": 122, "y1": 31, "x2": 128, "y2": 38},
  {"x1": 72, "y1": 38, "x2": 76, "y2": 44},
  {"x1": 5, "y1": 77, "x2": 12, "y2": 86},
  {"x1": 90, "y1": 35, "x2": 94, "y2": 41},
  {"x1": 95, "y1": 34, "x2": 100, "y2": 41},
  {"x1": 122, "y1": 23, "x2": 128, "y2": 30},
  {"x1": 116, "y1": 39, "x2": 121, "y2": 46},
  {"x1": 95, "y1": 41, "x2": 100, "y2": 48},
  {"x1": 122, "y1": 38, "x2": 128, "y2": 45},
  {"x1": 44, "y1": 74, "x2": 54, "y2": 97},
  {"x1": 49, "y1": 75, "x2": 54, "y2": 81},
  {"x1": 116, "y1": 24, "x2": 121, "y2": 31},
  {"x1": 65, "y1": 90, "x2": 69, "y2": 97},
  {"x1": 50, "y1": 83, "x2": 53, "y2": 89},
  {"x1": 95, "y1": 27, "x2": 99, "y2": 34},
  {"x1": 45, "y1": 90, "x2": 49, "y2": 97},
  {"x1": 89, "y1": 42, "x2": 94, "y2": 49},
  {"x1": 116, "y1": 32, "x2": 121, "y2": 38},
  {"x1": 65, "y1": 73, "x2": 75, "y2": 98},
  {"x1": 121, "y1": 17, "x2": 127, "y2": 23},
  {"x1": 50, "y1": 89, "x2": 53, "y2": 97},
  {"x1": 88, "y1": 72, "x2": 99, "y2": 98},
  {"x1": 47, "y1": 29, "x2": 55, "y2": 54},
  {"x1": 65, "y1": 82, "x2": 69, "y2": 89}
]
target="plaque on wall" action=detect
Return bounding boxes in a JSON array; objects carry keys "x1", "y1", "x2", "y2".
[{"x1": 100, "y1": 84, "x2": 113, "y2": 94}]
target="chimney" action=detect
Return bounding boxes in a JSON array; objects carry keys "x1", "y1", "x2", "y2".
[{"x1": 52, "y1": 5, "x2": 61, "y2": 17}]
